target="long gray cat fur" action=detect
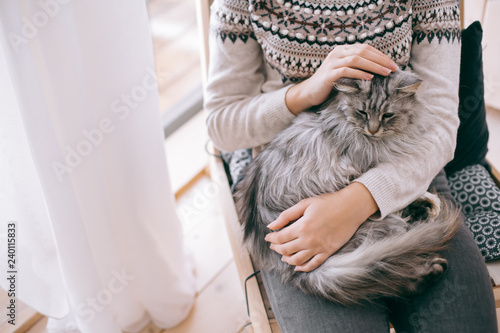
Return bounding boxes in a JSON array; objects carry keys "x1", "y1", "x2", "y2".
[{"x1": 234, "y1": 69, "x2": 461, "y2": 305}]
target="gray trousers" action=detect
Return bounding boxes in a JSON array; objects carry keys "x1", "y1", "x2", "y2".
[{"x1": 261, "y1": 170, "x2": 498, "y2": 332}]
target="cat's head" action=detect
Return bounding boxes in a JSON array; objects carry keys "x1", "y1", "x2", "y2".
[{"x1": 330, "y1": 70, "x2": 423, "y2": 138}]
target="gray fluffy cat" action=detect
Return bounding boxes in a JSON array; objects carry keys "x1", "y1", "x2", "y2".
[{"x1": 234, "y1": 69, "x2": 461, "y2": 304}]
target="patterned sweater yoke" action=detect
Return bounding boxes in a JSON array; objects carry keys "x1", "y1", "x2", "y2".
[
  {"x1": 212, "y1": 0, "x2": 460, "y2": 82},
  {"x1": 205, "y1": 0, "x2": 462, "y2": 219}
]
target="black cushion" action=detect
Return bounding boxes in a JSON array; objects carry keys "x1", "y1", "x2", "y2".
[{"x1": 445, "y1": 21, "x2": 490, "y2": 175}]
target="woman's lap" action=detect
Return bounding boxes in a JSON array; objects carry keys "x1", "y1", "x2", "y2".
[
  {"x1": 261, "y1": 269, "x2": 390, "y2": 332},
  {"x1": 261, "y1": 170, "x2": 497, "y2": 332},
  {"x1": 387, "y1": 220, "x2": 496, "y2": 332}
]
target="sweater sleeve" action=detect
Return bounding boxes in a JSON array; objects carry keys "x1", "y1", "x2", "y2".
[
  {"x1": 204, "y1": 0, "x2": 296, "y2": 152},
  {"x1": 354, "y1": 0, "x2": 461, "y2": 219}
]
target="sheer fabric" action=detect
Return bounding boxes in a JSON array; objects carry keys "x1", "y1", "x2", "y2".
[{"x1": 0, "y1": 1, "x2": 195, "y2": 332}]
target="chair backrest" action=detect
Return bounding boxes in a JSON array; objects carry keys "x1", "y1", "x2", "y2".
[
  {"x1": 195, "y1": 0, "x2": 212, "y2": 94},
  {"x1": 195, "y1": 1, "x2": 277, "y2": 331},
  {"x1": 460, "y1": 0, "x2": 464, "y2": 29}
]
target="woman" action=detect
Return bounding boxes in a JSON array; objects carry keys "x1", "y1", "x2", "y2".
[{"x1": 205, "y1": 0, "x2": 497, "y2": 331}]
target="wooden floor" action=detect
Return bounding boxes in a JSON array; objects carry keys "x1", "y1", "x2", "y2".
[
  {"x1": 148, "y1": 0, "x2": 202, "y2": 113},
  {"x1": 3, "y1": 138, "x2": 250, "y2": 333}
]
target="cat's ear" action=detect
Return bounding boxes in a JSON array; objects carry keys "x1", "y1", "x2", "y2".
[
  {"x1": 396, "y1": 73, "x2": 422, "y2": 94},
  {"x1": 334, "y1": 78, "x2": 360, "y2": 93}
]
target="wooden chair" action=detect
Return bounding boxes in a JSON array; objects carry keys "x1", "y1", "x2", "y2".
[{"x1": 196, "y1": 0, "x2": 500, "y2": 331}]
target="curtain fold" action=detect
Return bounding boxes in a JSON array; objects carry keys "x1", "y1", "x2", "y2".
[{"x1": 0, "y1": 1, "x2": 195, "y2": 332}]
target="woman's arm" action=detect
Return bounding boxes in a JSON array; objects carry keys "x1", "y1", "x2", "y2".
[
  {"x1": 205, "y1": 0, "x2": 295, "y2": 152},
  {"x1": 205, "y1": 0, "x2": 397, "y2": 151},
  {"x1": 266, "y1": 0, "x2": 461, "y2": 271},
  {"x1": 354, "y1": 0, "x2": 461, "y2": 219}
]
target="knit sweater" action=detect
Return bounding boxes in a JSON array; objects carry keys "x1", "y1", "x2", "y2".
[{"x1": 205, "y1": 0, "x2": 461, "y2": 219}]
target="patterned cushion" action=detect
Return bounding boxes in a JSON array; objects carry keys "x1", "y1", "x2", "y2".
[
  {"x1": 447, "y1": 164, "x2": 500, "y2": 261},
  {"x1": 221, "y1": 148, "x2": 253, "y2": 190}
]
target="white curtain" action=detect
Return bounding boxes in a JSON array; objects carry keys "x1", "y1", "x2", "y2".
[{"x1": 0, "y1": 1, "x2": 195, "y2": 332}]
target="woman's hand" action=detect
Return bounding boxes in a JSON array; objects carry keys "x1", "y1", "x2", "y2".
[
  {"x1": 265, "y1": 182, "x2": 379, "y2": 272},
  {"x1": 285, "y1": 44, "x2": 398, "y2": 115}
]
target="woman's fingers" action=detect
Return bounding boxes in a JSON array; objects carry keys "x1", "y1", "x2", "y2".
[
  {"x1": 267, "y1": 199, "x2": 310, "y2": 230},
  {"x1": 349, "y1": 44, "x2": 396, "y2": 68},
  {"x1": 266, "y1": 200, "x2": 312, "y2": 244},
  {"x1": 265, "y1": 223, "x2": 299, "y2": 244},
  {"x1": 282, "y1": 250, "x2": 314, "y2": 266},
  {"x1": 354, "y1": 44, "x2": 389, "y2": 59},
  {"x1": 330, "y1": 67, "x2": 374, "y2": 82},
  {"x1": 295, "y1": 253, "x2": 329, "y2": 272},
  {"x1": 330, "y1": 44, "x2": 398, "y2": 73},
  {"x1": 270, "y1": 238, "x2": 303, "y2": 256},
  {"x1": 337, "y1": 55, "x2": 393, "y2": 76}
]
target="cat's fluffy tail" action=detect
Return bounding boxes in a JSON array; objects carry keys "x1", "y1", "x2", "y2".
[
  {"x1": 287, "y1": 199, "x2": 462, "y2": 304},
  {"x1": 234, "y1": 160, "x2": 275, "y2": 264}
]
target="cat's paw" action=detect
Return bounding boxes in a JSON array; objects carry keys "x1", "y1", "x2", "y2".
[
  {"x1": 427, "y1": 257, "x2": 447, "y2": 277},
  {"x1": 407, "y1": 257, "x2": 448, "y2": 295},
  {"x1": 421, "y1": 192, "x2": 441, "y2": 218},
  {"x1": 402, "y1": 192, "x2": 441, "y2": 221}
]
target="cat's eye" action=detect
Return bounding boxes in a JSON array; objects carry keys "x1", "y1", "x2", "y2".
[{"x1": 382, "y1": 113, "x2": 394, "y2": 119}]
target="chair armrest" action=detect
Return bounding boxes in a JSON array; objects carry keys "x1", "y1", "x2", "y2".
[{"x1": 207, "y1": 142, "x2": 273, "y2": 333}]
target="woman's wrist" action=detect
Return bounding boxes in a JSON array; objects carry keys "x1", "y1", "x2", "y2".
[
  {"x1": 284, "y1": 81, "x2": 314, "y2": 115},
  {"x1": 350, "y1": 182, "x2": 379, "y2": 220},
  {"x1": 334, "y1": 182, "x2": 379, "y2": 226}
]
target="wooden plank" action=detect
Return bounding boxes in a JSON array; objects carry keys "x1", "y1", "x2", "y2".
[
  {"x1": 0, "y1": 289, "x2": 44, "y2": 333},
  {"x1": 153, "y1": 29, "x2": 200, "y2": 94},
  {"x1": 494, "y1": 286, "x2": 500, "y2": 308},
  {"x1": 151, "y1": 3, "x2": 201, "y2": 113},
  {"x1": 195, "y1": 0, "x2": 211, "y2": 91},
  {"x1": 208, "y1": 143, "x2": 273, "y2": 333},
  {"x1": 157, "y1": 60, "x2": 202, "y2": 113},
  {"x1": 160, "y1": 261, "x2": 248, "y2": 333},
  {"x1": 25, "y1": 316, "x2": 48, "y2": 333},
  {"x1": 177, "y1": 175, "x2": 235, "y2": 292},
  {"x1": 460, "y1": 0, "x2": 464, "y2": 29},
  {"x1": 174, "y1": 166, "x2": 208, "y2": 200},
  {"x1": 486, "y1": 260, "x2": 500, "y2": 287},
  {"x1": 489, "y1": 159, "x2": 500, "y2": 189},
  {"x1": 164, "y1": 111, "x2": 208, "y2": 193},
  {"x1": 15, "y1": 312, "x2": 44, "y2": 333},
  {"x1": 269, "y1": 319, "x2": 281, "y2": 333},
  {"x1": 497, "y1": 307, "x2": 500, "y2": 333}
]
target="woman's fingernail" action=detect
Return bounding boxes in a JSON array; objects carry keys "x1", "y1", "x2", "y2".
[
  {"x1": 267, "y1": 221, "x2": 276, "y2": 229},
  {"x1": 365, "y1": 74, "x2": 374, "y2": 80},
  {"x1": 383, "y1": 68, "x2": 391, "y2": 75},
  {"x1": 390, "y1": 62, "x2": 398, "y2": 71}
]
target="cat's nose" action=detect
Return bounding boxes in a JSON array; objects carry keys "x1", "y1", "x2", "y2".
[{"x1": 367, "y1": 122, "x2": 380, "y2": 135}]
